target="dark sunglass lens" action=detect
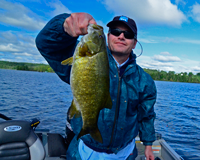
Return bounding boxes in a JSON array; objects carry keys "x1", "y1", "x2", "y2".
[
  {"x1": 110, "y1": 29, "x2": 121, "y2": 36},
  {"x1": 124, "y1": 32, "x2": 135, "y2": 39}
]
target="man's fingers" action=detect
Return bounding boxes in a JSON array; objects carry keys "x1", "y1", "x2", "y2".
[
  {"x1": 89, "y1": 19, "x2": 97, "y2": 25},
  {"x1": 63, "y1": 16, "x2": 77, "y2": 37},
  {"x1": 145, "y1": 155, "x2": 154, "y2": 160},
  {"x1": 63, "y1": 12, "x2": 97, "y2": 37}
]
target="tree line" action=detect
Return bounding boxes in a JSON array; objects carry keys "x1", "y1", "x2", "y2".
[
  {"x1": 0, "y1": 61, "x2": 54, "y2": 73},
  {"x1": 144, "y1": 69, "x2": 200, "y2": 83},
  {"x1": 0, "y1": 61, "x2": 200, "y2": 83}
]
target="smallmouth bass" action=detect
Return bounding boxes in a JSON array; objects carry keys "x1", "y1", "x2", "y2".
[{"x1": 62, "y1": 24, "x2": 112, "y2": 143}]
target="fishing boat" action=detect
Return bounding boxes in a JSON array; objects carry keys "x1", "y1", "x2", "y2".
[{"x1": 0, "y1": 113, "x2": 183, "y2": 160}]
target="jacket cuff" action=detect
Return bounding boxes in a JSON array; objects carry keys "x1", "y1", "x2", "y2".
[{"x1": 143, "y1": 142, "x2": 153, "y2": 146}]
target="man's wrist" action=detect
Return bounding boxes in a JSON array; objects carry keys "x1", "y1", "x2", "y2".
[{"x1": 145, "y1": 145, "x2": 152, "y2": 149}]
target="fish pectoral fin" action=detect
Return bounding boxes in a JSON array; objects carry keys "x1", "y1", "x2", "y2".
[
  {"x1": 104, "y1": 94, "x2": 112, "y2": 109},
  {"x1": 68, "y1": 100, "x2": 81, "y2": 119},
  {"x1": 77, "y1": 127, "x2": 103, "y2": 143},
  {"x1": 61, "y1": 57, "x2": 73, "y2": 65}
]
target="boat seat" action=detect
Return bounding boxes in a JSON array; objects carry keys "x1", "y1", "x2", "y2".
[{"x1": 0, "y1": 120, "x2": 45, "y2": 160}]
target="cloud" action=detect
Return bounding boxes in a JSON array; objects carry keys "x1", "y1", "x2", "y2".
[
  {"x1": 192, "y1": 66, "x2": 200, "y2": 72},
  {"x1": 137, "y1": 55, "x2": 200, "y2": 74},
  {"x1": 101, "y1": 0, "x2": 187, "y2": 26},
  {"x1": 161, "y1": 37, "x2": 200, "y2": 44},
  {"x1": 175, "y1": 0, "x2": 186, "y2": 6},
  {"x1": 13, "y1": 52, "x2": 33, "y2": 56},
  {"x1": 0, "y1": 0, "x2": 46, "y2": 31},
  {"x1": 0, "y1": 32, "x2": 35, "y2": 53},
  {"x1": 161, "y1": 37, "x2": 180, "y2": 43},
  {"x1": 153, "y1": 54, "x2": 181, "y2": 62},
  {"x1": 181, "y1": 39, "x2": 200, "y2": 44},
  {"x1": 16, "y1": 57, "x2": 23, "y2": 60},
  {"x1": 0, "y1": 58, "x2": 13, "y2": 62},
  {"x1": 190, "y1": 2, "x2": 200, "y2": 23},
  {"x1": 140, "y1": 35, "x2": 200, "y2": 45},
  {"x1": 137, "y1": 55, "x2": 175, "y2": 72},
  {"x1": 0, "y1": 44, "x2": 20, "y2": 52},
  {"x1": 146, "y1": 61, "x2": 173, "y2": 68},
  {"x1": 0, "y1": 31, "x2": 45, "y2": 63},
  {"x1": 160, "y1": 52, "x2": 171, "y2": 55},
  {"x1": 48, "y1": 0, "x2": 72, "y2": 16},
  {"x1": 139, "y1": 38, "x2": 158, "y2": 43}
]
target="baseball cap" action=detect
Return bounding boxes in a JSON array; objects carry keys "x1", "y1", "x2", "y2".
[{"x1": 107, "y1": 15, "x2": 137, "y2": 40}]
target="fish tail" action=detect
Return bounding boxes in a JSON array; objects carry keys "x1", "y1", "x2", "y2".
[
  {"x1": 90, "y1": 128, "x2": 103, "y2": 143},
  {"x1": 77, "y1": 128, "x2": 89, "y2": 140},
  {"x1": 77, "y1": 127, "x2": 103, "y2": 143}
]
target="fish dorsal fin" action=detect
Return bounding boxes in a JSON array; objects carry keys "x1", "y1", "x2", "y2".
[{"x1": 61, "y1": 57, "x2": 73, "y2": 65}]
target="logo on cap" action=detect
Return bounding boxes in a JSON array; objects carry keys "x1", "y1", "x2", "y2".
[{"x1": 119, "y1": 16, "x2": 128, "y2": 22}]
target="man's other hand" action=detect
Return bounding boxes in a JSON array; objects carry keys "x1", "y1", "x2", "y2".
[{"x1": 145, "y1": 145, "x2": 154, "y2": 160}]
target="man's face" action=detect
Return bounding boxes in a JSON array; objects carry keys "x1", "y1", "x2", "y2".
[{"x1": 107, "y1": 23, "x2": 137, "y2": 56}]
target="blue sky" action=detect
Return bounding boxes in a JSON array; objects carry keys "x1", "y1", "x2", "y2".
[{"x1": 0, "y1": 0, "x2": 200, "y2": 74}]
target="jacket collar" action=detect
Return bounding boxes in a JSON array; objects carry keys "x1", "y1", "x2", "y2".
[{"x1": 107, "y1": 47, "x2": 137, "y2": 76}]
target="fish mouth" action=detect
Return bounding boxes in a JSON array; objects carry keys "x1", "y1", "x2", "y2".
[{"x1": 89, "y1": 23, "x2": 103, "y2": 30}]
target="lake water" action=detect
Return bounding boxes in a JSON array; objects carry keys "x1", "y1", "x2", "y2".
[{"x1": 0, "y1": 69, "x2": 200, "y2": 160}]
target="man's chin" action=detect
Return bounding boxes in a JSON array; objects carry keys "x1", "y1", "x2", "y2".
[{"x1": 110, "y1": 50, "x2": 130, "y2": 57}]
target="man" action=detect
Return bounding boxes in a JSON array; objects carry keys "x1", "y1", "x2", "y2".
[{"x1": 36, "y1": 12, "x2": 156, "y2": 160}]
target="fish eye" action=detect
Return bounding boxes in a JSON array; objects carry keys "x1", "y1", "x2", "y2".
[{"x1": 99, "y1": 35, "x2": 103, "y2": 39}]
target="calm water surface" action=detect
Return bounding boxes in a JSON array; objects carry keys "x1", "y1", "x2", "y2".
[{"x1": 0, "y1": 69, "x2": 200, "y2": 160}]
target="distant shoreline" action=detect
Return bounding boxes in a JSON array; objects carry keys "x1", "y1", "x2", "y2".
[
  {"x1": 0, "y1": 60, "x2": 200, "y2": 83},
  {"x1": 0, "y1": 60, "x2": 54, "y2": 73}
]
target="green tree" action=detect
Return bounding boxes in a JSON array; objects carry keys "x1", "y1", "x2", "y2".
[
  {"x1": 168, "y1": 71, "x2": 175, "y2": 81},
  {"x1": 188, "y1": 72, "x2": 193, "y2": 82},
  {"x1": 16, "y1": 65, "x2": 29, "y2": 71}
]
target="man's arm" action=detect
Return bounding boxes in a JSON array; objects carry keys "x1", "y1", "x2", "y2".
[
  {"x1": 137, "y1": 79, "x2": 156, "y2": 144},
  {"x1": 35, "y1": 13, "x2": 77, "y2": 84},
  {"x1": 137, "y1": 73, "x2": 157, "y2": 160},
  {"x1": 35, "y1": 13, "x2": 97, "y2": 84}
]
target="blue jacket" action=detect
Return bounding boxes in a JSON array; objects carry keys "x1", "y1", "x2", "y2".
[{"x1": 36, "y1": 13, "x2": 156, "y2": 154}]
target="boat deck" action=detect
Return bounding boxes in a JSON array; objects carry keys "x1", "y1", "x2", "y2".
[{"x1": 135, "y1": 134, "x2": 183, "y2": 160}]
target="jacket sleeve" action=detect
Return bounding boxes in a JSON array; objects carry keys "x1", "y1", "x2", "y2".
[
  {"x1": 137, "y1": 71, "x2": 157, "y2": 146},
  {"x1": 35, "y1": 13, "x2": 78, "y2": 84}
]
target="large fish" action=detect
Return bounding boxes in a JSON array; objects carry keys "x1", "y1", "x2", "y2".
[{"x1": 61, "y1": 24, "x2": 112, "y2": 143}]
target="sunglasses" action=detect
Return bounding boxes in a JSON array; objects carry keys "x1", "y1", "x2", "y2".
[{"x1": 109, "y1": 28, "x2": 135, "y2": 39}]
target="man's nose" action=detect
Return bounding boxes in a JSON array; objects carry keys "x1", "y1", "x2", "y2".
[{"x1": 118, "y1": 32, "x2": 125, "y2": 39}]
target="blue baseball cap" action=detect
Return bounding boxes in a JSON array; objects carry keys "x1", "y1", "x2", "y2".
[{"x1": 107, "y1": 15, "x2": 137, "y2": 39}]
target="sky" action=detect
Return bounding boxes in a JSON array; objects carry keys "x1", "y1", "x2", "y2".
[{"x1": 0, "y1": 0, "x2": 200, "y2": 74}]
